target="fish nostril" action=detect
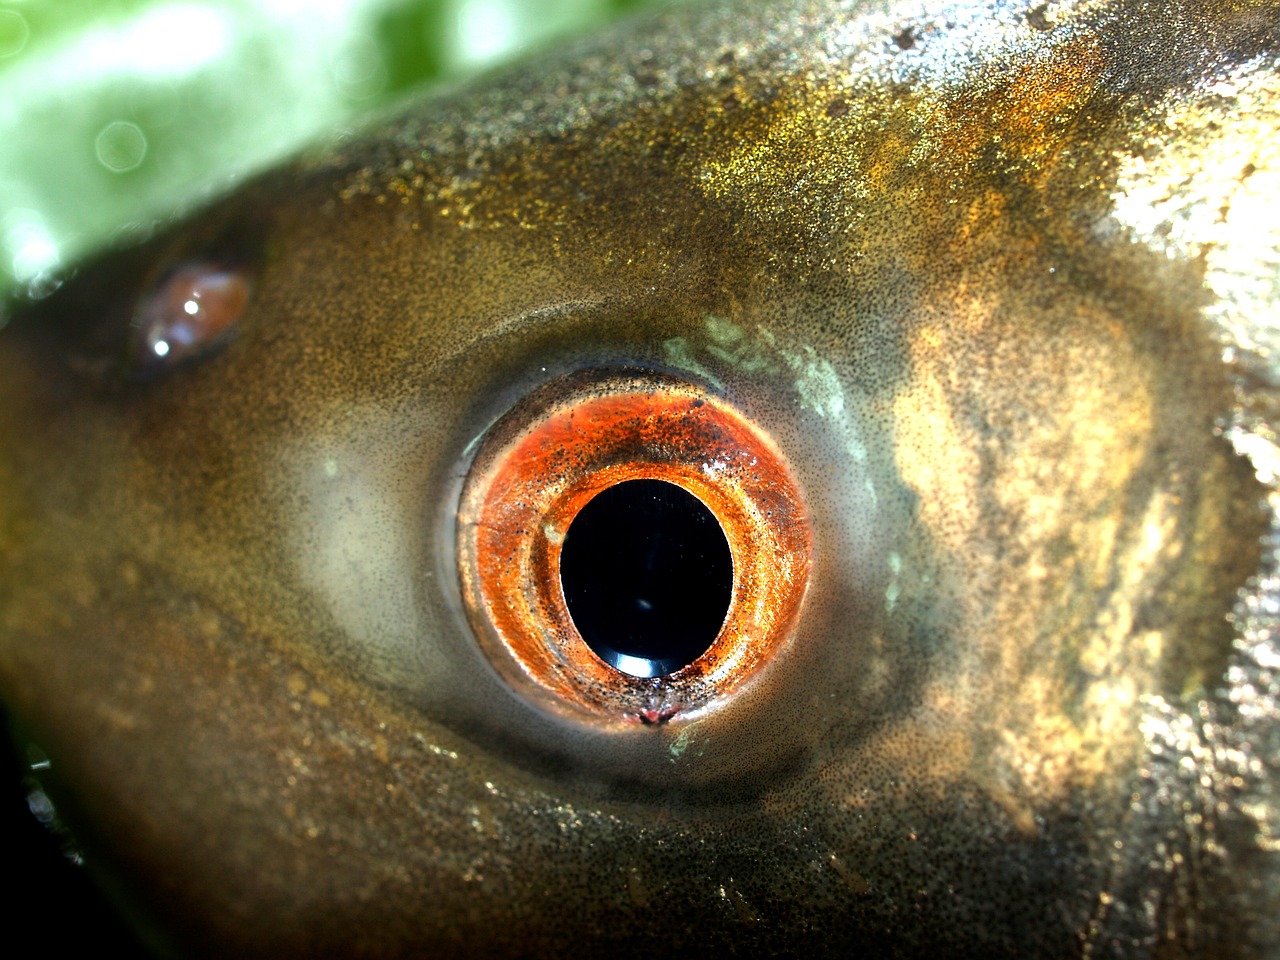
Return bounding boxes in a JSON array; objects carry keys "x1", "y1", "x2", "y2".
[
  {"x1": 130, "y1": 262, "x2": 253, "y2": 377},
  {"x1": 559, "y1": 478, "x2": 734, "y2": 679}
]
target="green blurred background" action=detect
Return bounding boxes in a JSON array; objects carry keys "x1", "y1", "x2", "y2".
[{"x1": 0, "y1": 0, "x2": 665, "y2": 308}]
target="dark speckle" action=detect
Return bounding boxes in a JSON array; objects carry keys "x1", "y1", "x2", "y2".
[
  {"x1": 825, "y1": 98, "x2": 850, "y2": 118},
  {"x1": 1026, "y1": 4, "x2": 1055, "y2": 31},
  {"x1": 893, "y1": 27, "x2": 917, "y2": 50},
  {"x1": 717, "y1": 49, "x2": 735, "y2": 66}
]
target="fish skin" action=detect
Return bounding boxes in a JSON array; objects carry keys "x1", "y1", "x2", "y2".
[{"x1": 2, "y1": 0, "x2": 1279, "y2": 956}]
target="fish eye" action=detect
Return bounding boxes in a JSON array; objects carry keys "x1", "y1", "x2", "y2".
[{"x1": 458, "y1": 369, "x2": 811, "y2": 722}]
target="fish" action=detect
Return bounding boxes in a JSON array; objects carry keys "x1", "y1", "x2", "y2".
[{"x1": 1, "y1": 0, "x2": 1279, "y2": 955}]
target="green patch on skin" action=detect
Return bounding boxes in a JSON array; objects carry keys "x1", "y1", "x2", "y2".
[
  {"x1": 885, "y1": 552, "x2": 903, "y2": 613},
  {"x1": 661, "y1": 336, "x2": 721, "y2": 387},
  {"x1": 685, "y1": 313, "x2": 848, "y2": 419},
  {"x1": 668, "y1": 720, "x2": 708, "y2": 762}
]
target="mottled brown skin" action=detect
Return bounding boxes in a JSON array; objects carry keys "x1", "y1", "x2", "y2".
[{"x1": 2, "y1": 0, "x2": 1279, "y2": 956}]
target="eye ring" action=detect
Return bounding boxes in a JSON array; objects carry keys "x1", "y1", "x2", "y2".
[{"x1": 457, "y1": 369, "x2": 812, "y2": 726}]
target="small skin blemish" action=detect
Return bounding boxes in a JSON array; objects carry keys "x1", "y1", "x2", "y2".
[
  {"x1": 719, "y1": 881, "x2": 759, "y2": 923},
  {"x1": 1026, "y1": 4, "x2": 1055, "y2": 32},
  {"x1": 119, "y1": 560, "x2": 141, "y2": 590},
  {"x1": 625, "y1": 866, "x2": 649, "y2": 907},
  {"x1": 828, "y1": 853, "x2": 872, "y2": 894},
  {"x1": 415, "y1": 734, "x2": 459, "y2": 762},
  {"x1": 668, "y1": 721, "x2": 705, "y2": 760},
  {"x1": 638, "y1": 705, "x2": 679, "y2": 725},
  {"x1": 886, "y1": 552, "x2": 903, "y2": 612}
]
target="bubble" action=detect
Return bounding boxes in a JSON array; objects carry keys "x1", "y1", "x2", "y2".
[
  {"x1": 2, "y1": 209, "x2": 61, "y2": 297},
  {"x1": 331, "y1": 33, "x2": 387, "y2": 101},
  {"x1": 454, "y1": 0, "x2": 521, "y2": 66},
  {"x1": 94, "y1": 121, "x2": 148, "y2": 173},
  {"x1": 0, "y1": 10, "x2": 29, "y2": 59}
]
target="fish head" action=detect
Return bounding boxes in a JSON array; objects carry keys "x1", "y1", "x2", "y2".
[{"x1": 1, "y1": 0, "x2": 1279, "y2": 955}]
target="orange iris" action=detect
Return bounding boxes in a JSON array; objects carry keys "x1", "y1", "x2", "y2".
[{"x1": 457, "y1": 370, "x2": 812, "y2": 726}]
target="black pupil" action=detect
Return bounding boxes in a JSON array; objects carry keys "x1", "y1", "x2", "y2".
[{"x1": 559, "y1": 479, "x2": 734, "y2": 678}]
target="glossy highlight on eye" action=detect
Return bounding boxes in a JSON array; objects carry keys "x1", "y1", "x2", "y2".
[
  {"x1": 457, "y1": 370, "x2": 812, "y2": 725},
  {"x1": 130, "y1": 261, "x2": 252, "y2": 375}
]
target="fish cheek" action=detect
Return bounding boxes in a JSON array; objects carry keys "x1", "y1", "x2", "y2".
[
  {"x1": 0, "y1": 191, "x2": 927, "y2": 953},
  {"x1": 0, "y1": 218, "x2": 624, "y2": 952},
  {"x1": 789, "y1": 242, "x2": 1269, "y2": 923}
]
